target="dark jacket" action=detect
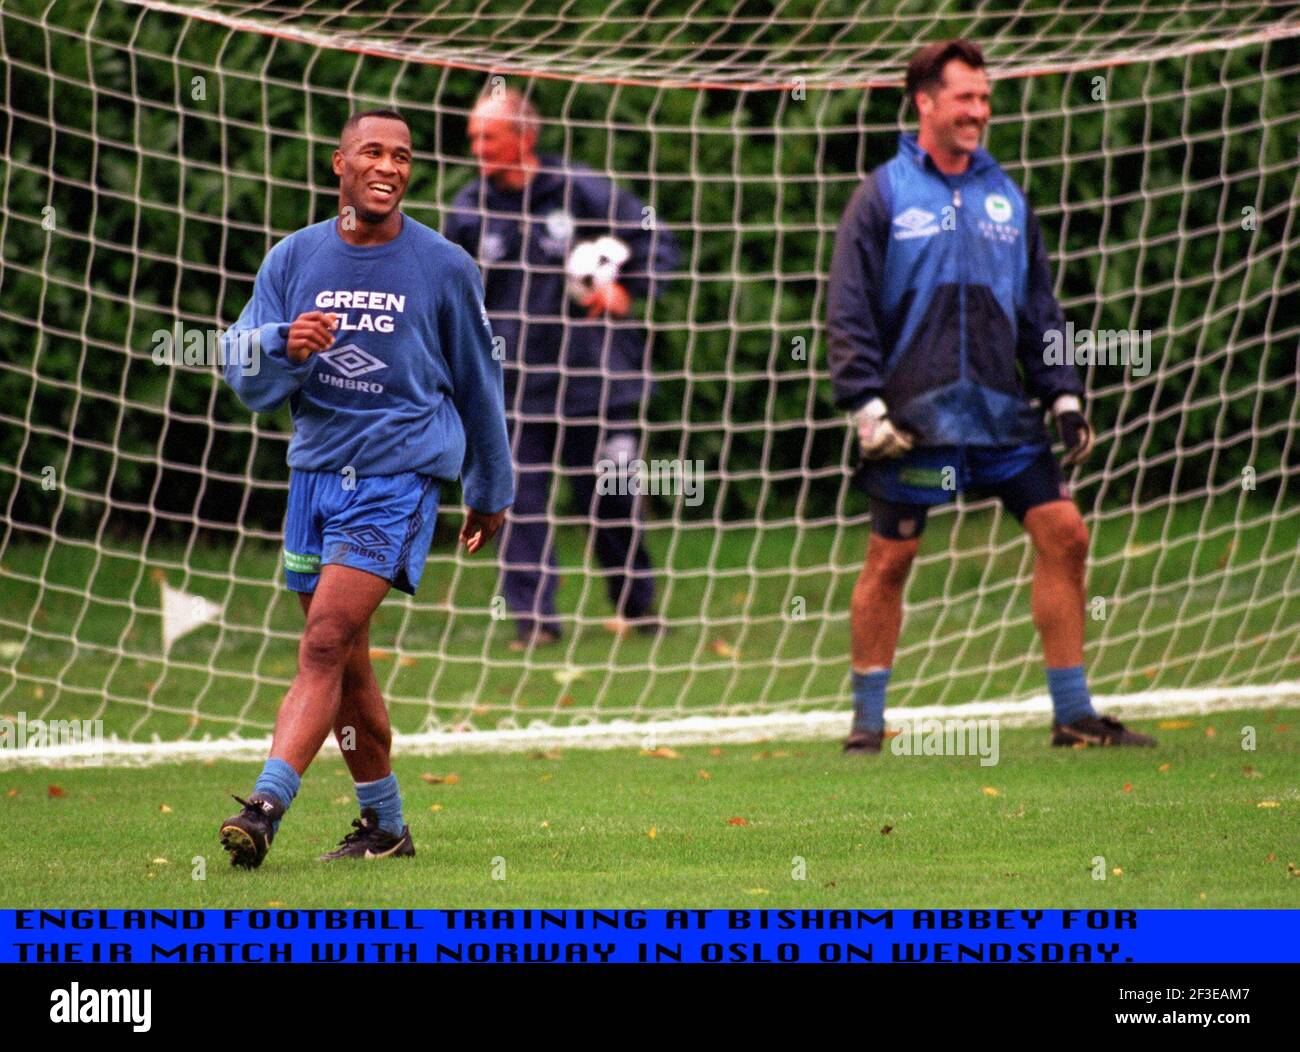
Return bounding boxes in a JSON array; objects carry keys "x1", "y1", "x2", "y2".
[
  {"x1": 828, "y1": 134, "x2": 1083, "y2": 446},
  {"x1": 445, "y1": 155, "x2": 679, "y2": 417}
]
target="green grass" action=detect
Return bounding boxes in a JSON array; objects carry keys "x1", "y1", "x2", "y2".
[
  {"x1": 2, "y1": 708, "x2": 1297, "y2": 907},
  {"x1": 2, "y1": 494, "x2": 1298, "y2": 743}
]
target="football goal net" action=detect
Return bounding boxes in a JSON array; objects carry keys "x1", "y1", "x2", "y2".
[{"x1": 1, "y1": 1, "x2": 1298, "y2": 764}]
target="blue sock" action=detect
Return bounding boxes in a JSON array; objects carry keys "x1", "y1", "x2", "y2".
[
  {"x1": 1047, "y1": 665, "x2": 1096, "y2": 725},
  {"x1": 356, "y1": 773, "x2": 405, "y2": 836},
  {"x1": 253, "y1": 757, "x2": 300, "y2": 833},
  {"x1": 851, "y1": 668, "x2": 891, "y2": 734}
]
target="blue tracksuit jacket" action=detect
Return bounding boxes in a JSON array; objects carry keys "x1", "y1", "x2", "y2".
[{"x1": 827, "y1": 134, "x2": 1084, "y2": 447}]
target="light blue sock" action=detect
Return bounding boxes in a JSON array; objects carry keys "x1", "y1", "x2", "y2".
[
  {"x1": 253, "y1": 757, "x2": 300, "y2": 833},
  {"x1": 851, "y1": 668, "x2": 891, "y2": 734},
  {"x1": 356, "y1": 773, "x2": 405, "y2": 836},
  {"x1": 1047, "y1": 665, "x2": 1096, "y2": 725}
]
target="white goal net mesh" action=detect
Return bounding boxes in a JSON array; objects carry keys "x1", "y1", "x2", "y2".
[{"x1": 1, "y1": 1, "x2": 1298, "y2": 761}]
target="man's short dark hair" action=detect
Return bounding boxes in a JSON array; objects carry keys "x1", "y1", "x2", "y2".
[
  {"x1": 905, "y1": 40, "x2": 986, "y2": 107},
  {"x1": 340, "y1": 108, "x2": 408, "y2": 145}
]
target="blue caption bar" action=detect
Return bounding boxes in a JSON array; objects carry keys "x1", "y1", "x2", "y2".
[{"x1": 2, "y1": 910, "x2": 1296, "y2": 964}]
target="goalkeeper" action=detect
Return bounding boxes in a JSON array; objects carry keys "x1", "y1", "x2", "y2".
[
  {"x1": 217, "y1": 110, "x2": 513, "y2": 868},
  {"x1": 828, "y1": 40, "x2": 1154, "y2": 753},
  {"x1": 444, "y1": 88, "x2": 679, "y2": 650}
]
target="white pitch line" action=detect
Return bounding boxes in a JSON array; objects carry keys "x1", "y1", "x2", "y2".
[{"x1": 3, "y1": 681, "x2": 1297, "y2": 768}]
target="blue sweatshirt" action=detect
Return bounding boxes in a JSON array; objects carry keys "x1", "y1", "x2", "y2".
[{"x1": 222, "y1": 215, "x2": 514, "y2": 513}]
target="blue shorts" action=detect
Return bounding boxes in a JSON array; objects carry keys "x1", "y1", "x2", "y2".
[
  {"x1": 854, "y1": 444, "x2": 1068, "y2": 540},
  {"x1": 283, "y1": 470, "x2": 441, "y2": 595}
]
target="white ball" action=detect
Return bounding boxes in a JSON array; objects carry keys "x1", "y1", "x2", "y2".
[{"x1": 565, "y1": 236, "x2": 630, "y2": 303}]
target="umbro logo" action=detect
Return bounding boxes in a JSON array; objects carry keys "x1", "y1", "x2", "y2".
[
  {"x1": 344, "y1": 526, "x2": 390, "y2": 549},
  {"x1": 892, "y1": 207, "x2": 940, "y2": 240},
  {"x1": 319, "y1": 344, "x2": 387, "y2": 379}
]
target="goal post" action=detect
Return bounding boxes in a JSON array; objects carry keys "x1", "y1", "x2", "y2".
[{"x1": 1, "y1": 1, "x2": 1298, "y2": 765}]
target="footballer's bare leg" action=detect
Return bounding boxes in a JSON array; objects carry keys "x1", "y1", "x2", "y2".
[
  {"x1": 851, "y1": 533, "x2": 920, "y2": 672},
  {"x1": 219, "y1": 564, "x2": 389, "y2": 868},
  {"x1": 1024, "y1": 499, "x2": 1154, "y2": 746},
  {"x1": 1023, "y1": 500, "x2": 1088, "y2": 667},
  {"x1": 845, "y1": 532, "x2": 919, "y2": 753},
  {"x1": 271, "y1": 564, "x2": 390, "y2": 774},
  {"x1": 294, "y1": 578, "x2": 416, "y2": 861},
  {"x1": 297, "y1": 591, "x2": 392, "y2": 782}
]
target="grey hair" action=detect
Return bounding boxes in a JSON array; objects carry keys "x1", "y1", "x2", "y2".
[{"x1": 474, "y1": 85, "x2": 540, "y2": 141}]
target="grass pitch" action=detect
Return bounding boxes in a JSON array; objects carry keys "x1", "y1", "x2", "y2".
[{"x1": 3, "y1": 707, "x2": 1296, "y2": 908}]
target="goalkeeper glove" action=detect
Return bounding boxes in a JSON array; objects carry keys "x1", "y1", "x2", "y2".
[
  {"x1": 1052, "y1": 394, "x2": 1095, "y2": 467},
  {"x1": 852, "y1": 397, "x2": 914, "y2": 459}
]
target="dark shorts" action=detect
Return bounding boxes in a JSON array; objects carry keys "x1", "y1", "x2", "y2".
[
  {"x1": 283, "y1": 469, "x2": 441, "y2": 595},
  {"x1": 854, "y1": 443, "x2": 1070, "y2": 540}
]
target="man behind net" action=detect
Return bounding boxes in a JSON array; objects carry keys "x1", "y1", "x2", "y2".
[
  {"x1": 828, "y1": 40, "x2": 1156, "y2": 754},
  {"x1": 217, "y1": 110, "x2": 514, "y2": 867},
  {"x1": 444, "y1": 87, "x2": 679, "y2": 650}
]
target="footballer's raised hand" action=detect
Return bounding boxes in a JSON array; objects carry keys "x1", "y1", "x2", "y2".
[
  {"x1": 852, "y1": 397, "x2": 914, "y2": 459},
  {"x1": 582, "y1": 282, "x2": 631, "y2": 319},
  {"x1": 1052, "y1": 394, "x2": 1095, "y2": 467},
  {"x1": 286, "y1": 311, "x2": 338, "y2": 363},
  {"x1": 460, "y1": 506, "x2": 508, "y2": 555}
]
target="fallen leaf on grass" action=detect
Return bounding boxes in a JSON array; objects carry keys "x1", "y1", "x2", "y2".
[
  {"x1": 1274, "y1": 724, "x2": 1292, "y2": 734},
  {"x1": 1242, "y1": 765, "x2": 1263, "y2": 779},
  {"x1": 1112, "y1": 867, "x2": 1123, "y2": 876},
  {"x1": 1158, "y1": 720, "x2": 1194, "y2": 730},
  {"x1": 1123, "y1": 783, "x2": 1133, "y2": 793},
  {"x1": 708, "y1": 748, "x2": 722, "y2": 757},
  {"x1": 5, "y1": 789, "x2": 17, "y2": 798},
  {"x1": 552, "y1": 666, "x2": 585, "y2": 687},
  {"x1": 981, "y1": 786, "x2": 1000, "y2": 797},
  {"x1": 332, "y1": 795, "x2": 351, "y2": 805},
  {"x1": 428, "y1": 804, "x2": 443, "y2": 813},
  {"x1": 539, "y1": 821, "x2": 550, "y2": 829},
  {"x1": 640, "y1": 747, "x2": 680, "y2": 760},
  {"x1": 1205, "y1": 726, "x2": 1217, "y2": 738},
  {"x1": 48, "y1": 785, "x2": 65, "y2": 798},
  {"x1": 398, "y1": 655, "x2": 417, "y2": 669},
  {"x1": 726, "y1": 816, "x2": 749, "y2": 826},
  {"x1": 528, "y1": 750, "x2": 562, "y2": 761},
  {"x1": 646, "y1": 826, "x2": 657, "y2": 840},
  {"x1": 745, "y1": 888, "x2": 769, "y2": 895},
  {"x1": 697, "y1": 769, "x2": 711, "y2": 780},
  {"x1": 1257, "y1": 800, "x2": 1279, "y2": 808},
  {"x1": 1288, "y1": 863, "x2": 1298, "y2": 878},
  {"x1": 710, "y1": 639, "x2": 738, "y2": 659},
  {"x1": 158, "y1": 803, "x2": 172, "y2": 813},
  {"x1": 1157, "y1": 763, "x2": 1171, "y2": 773},
  {"x1": 880, "y1": 824, "x2": 893, "y2": 835},
  {"x1": 368, "y1": 648, "x2": 391, "y2": 661},
  {"x1": 558, "y1": 696, "x2": 575, "y2": 708},
  {"x1": 151, "y1": 857, "x2": 169, "y2": 865},
  {"x1": 420, "y1": 772, "x2": 460, "y2": 785},
  {"x1": 267, "y1": 900, "x2": 285, "y2": 908},
  {"x1": 1264, "y1": 853, "x2": 1275, "y2": 862}
]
